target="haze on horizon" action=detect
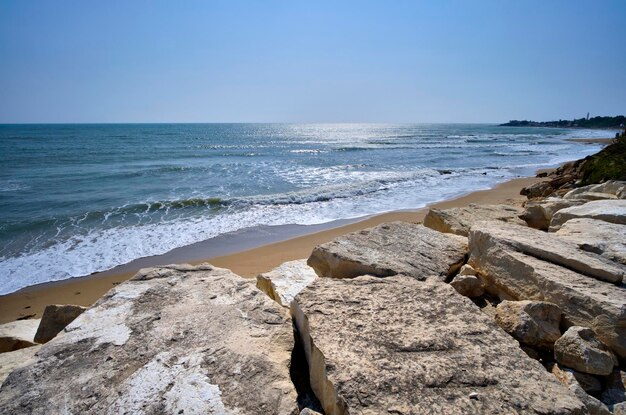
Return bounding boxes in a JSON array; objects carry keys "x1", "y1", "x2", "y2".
[{"x1": 0, "y1": 0, "x2": 624, "y2": 124}]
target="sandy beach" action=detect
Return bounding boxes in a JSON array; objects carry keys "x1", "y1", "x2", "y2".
[{"x1": 0, "y1": 174, "x2": 544, "y2": 324}]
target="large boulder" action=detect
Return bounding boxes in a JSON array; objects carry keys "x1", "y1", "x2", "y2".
[
  {"x1": 468, "y1": 221, "x2": 625, "y2": 284},
  {"x1": 307, "y1": 222, "x2": 467, "y2": 281},
  {"x1": 520, "y1": 198, "x2": 586, "y2": 230},
  {"x1": 423, "y1": 203, "x2": 525, "y2": 236},
  {"x1": 450, "y1": 275, "x2": 484, "y2": 298},
  {"x1": 564, "y1": 181, "x2": 626, "y2": 200},
  {"x1": 0, "y1": 319, "x2": 40, "y2": 353},
  {"x1": 495, "y1": 300, "x2": 561, "y2": 349},
  {"x1": 0, "y1": 345, "x2": 41, "y2": 386},
  {"x1": 291, "y1": 275, "x2": 586, "y2": 414},
  {"x1": 468, "y1": 224, "x2": 626, "y2": 359},
  {"x1": 556, "y1": 218, "x2": 626, "y2": 265},
  {"x1": 33, "y1": 304, "x2": 87, "y2": 344},
  {"x1": 256, "y1": 259, "x2": 318, "y2": 307},
  {"x1": 554, "y1": 326, "x2": 617, "y2": 376},
  {"x1": 521, "y1": 181, "x2": 554, "y2": 199},
  {"x1": 0, "y1": 264, "x2": 298, "y2": 414},
  {"x1": 550, "y1": 199, "x2": 626, "y2": 231}
]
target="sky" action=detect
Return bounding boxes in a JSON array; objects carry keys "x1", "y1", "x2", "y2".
[{"x1": 0, "y1": 1, "x2": 624, "y2": 123}]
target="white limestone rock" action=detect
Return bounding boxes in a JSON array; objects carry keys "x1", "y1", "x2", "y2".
[
  {"x1": 556, "y1": 218, "x2": 626, "y2": 265},
  {"x1": 291, "y1": 275, "x2": 586, "y2": 414},
  {"x1": 468, "y1": 223, "x2": 626, "y2": 359},
  {"x1": 0, "y1": 319, "x2": 40, "y2": 353},
  {"x1": 0, "y1": 345, "x2": 41, "y2": 386},
  {"x1": 0, "y1": 264, "x2": 298, "y2": 414},
  {"x1": 520, "y1": 197, "x2": 586, "y2": 230},
  {"x1": 308, "y1": 222, "x2": 467, "y2": 281},
  {"x1": 550, "y1": 199, "x2": 626, "y2": 231},
  {"x1": 256, "y1": 259, "x2": 317, "y2": 307},
  {"x1": 564, "y1": 181, "x2": 626, "y2": 200},
  {"x1": 469, "y1": 221, "x2": 625, "y2": 284},
  {"x1": 423, "y1": 203, "x2": 525, "y2": 236}
]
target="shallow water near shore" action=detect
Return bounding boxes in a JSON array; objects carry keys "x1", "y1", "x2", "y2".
[{"x1": 0, "y1": 123, "x2": 608, "y2": 294}]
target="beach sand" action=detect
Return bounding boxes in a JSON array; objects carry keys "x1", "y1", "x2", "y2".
[{"x1": 0, "y1": 175, "x2": 543, "y2": 324}]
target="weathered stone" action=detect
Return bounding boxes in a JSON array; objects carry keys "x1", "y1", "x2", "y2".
[
  {"x1": 548, "y1": 363, "x2": 602, "y2": 395},
  {"x1": 468, "y1": 224, "x2": 626, "y2": 359},
  {"x1": 521, "y1": 181, "x2": 554, "y2": 198},
  {"x1": 601, "y1": 370, "x2": 626, "y2": 408},
  {"x1": 520, "y1": 197, "x2": 586, "y2": 230},
  {"x1": 469, "y1": 221, "x2": 625, "y2": 284},
  {"x1": 0, "y1": 264, "x2": 298, "y2": 414},
  {"x1": 33, "y1": 304, "x2": 87, "y2": 344},
  {"x1": 556, "y1": 218, "x2": 626, "y2": 265},
  {"x1": 458, "y1": 264, "x2": 477, "y2": 276},
  {"x1": 0, "y1": 345, "x2": 41, "y2": 386},
  {"x1": 495, "y1": 300, "x2": 561, "y2": 349},
  {"x1": 423, "y1": 203, "x2": 525, "y2": 236},
  {"x1": 550, "y1": 199, "x2": 626, "y2": 231},
  {"x1": 550, "y1": 363, "x2": 610, "y2": 415},
  {"x1": 257, "y1": 259, "x2": 317, "y2": 307},
  {"x1": 0, "y1": 319, "x2": 40, "y2": 353},
  {"x1": 307, "y1": 222, "x2": 467, "y2": 280},
  {"x1": 450, "y1": 275, "x2": 484, "y2": 298},
  {"x1": 564, "y1": 181, "x2": 626, "y2": 200},
  {"x1": 567, "y1": 192, "x2": 618, "y2": 201},
  {"x1": 299, "y1": 409, "x2": 323, "y2": 415},
  {"x1": 554, "y1": 326, "x2": 617, "y2": 375},
  {"x1": 291, "y1": 275, "x2": 586, "y2": 414}
]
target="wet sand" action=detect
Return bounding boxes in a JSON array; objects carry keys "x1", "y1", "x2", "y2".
[{"x1": 0, "y1": 175, "x2": 543, "y2": 324}]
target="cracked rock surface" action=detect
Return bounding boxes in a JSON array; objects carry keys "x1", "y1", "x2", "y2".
[
  {"x1": 550, "y1": 199, "x2": 626, "y2": 231},
  {"x1": 0, "y1": 264, "x2": 298, "y2": 415},
  {"x1": 291, "y1": 275, "x2": 585, "y2": 414},
  {"x1": 469, "y1": 223, "x2": 626, "y2": 359},
  {"x1": 424, "y1": 203, "x2": 525, "y2": 236},
  {"x1": 257, "y1": 259, "x2": 318, "y2": 307},
  {"x1": 308, "y1": 222, "x2": 467, "y2": 281},
  {"x1": 469, "y1": 221, "x2": 626, "y2": 284}
]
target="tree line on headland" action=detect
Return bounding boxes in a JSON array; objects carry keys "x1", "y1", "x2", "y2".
[{"x1": 500, "y1": 115, "x2": 625, "y2": 129}]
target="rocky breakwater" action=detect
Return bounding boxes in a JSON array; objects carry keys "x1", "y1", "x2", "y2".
[
  {"x1": 286, "y1": 223, "x2": 585, "y2": 414},
  {"x1": 461, "y1": 180, "x2": 626, "y2": 414},
  {"x1": 2, "y1": 178, "x2": 625, "y2": 414},
  {"x1": 0, "y1": 264, "x2": 299, "y2": 414}
]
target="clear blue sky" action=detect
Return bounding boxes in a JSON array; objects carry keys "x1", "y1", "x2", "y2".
[{"x1": 1, "y1": 1, "x2": 624, "y2": 123}]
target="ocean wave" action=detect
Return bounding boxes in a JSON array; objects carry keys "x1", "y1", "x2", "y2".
[
  {"x1": 0, "y1": 167, "x2": 512, "y2": 294},
  {"x1": 0, "y1": 181, "x2": 30, "y2": 192},
  {"x1": 0, "y1": 123, "x2": 612, "y2": 294}
]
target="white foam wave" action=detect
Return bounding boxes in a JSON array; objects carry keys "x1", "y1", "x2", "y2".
[{"x1": 0, "y1": 168, "x2": 512, "y2": 294}]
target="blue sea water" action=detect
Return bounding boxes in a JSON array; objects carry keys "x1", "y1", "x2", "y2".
[{"x1": 0, "y1": 123, "x2": 608, "y2": 294}]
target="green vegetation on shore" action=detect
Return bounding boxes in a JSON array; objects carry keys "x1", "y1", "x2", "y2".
[
  {"x1": 500, "y1": 115, "x2": 624, "y2": 129},
  {"x1": 579, "y1": 129, "x2": 626, "y2": 185}
]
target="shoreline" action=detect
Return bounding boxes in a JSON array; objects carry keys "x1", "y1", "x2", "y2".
[{"x1": 0, "y1": 174, "x2": 544, "y2": 324}]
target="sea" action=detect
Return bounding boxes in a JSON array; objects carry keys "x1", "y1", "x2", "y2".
[{"x1": 0, "y1": 123, "x2": 609, "y2": 294}]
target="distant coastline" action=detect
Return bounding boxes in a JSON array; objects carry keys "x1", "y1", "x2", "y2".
[{"x1": 500, "y1": 115, "x2": 624, "y2": 129}]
